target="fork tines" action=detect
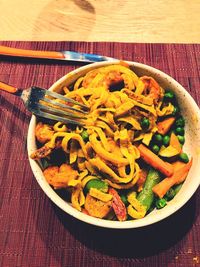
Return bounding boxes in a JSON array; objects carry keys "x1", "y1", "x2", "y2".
[
  {"x1": 45, "y1": 90, "x2": 89, "y2": 110},
  {"x1": 27, "y1": 87, "x2": 89, "y2": 125}
]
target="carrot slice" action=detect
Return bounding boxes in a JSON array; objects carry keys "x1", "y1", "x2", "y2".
[
  {"x1": 152, "y1": 159, "x2": 192, "y2": 198},
  {"x1": 157, "y1": 117, "x2": 176, "y2": 135},
  {"x1": 138, "y1": 144, "x2": 174, "y2": 177},
  {"x1": 172, "y1": 160, "x2": 186, "y2": 171}
]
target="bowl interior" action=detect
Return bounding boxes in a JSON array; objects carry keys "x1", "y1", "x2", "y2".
[{"x1": 27, "y1": 61, "x2": 200, "y2": 229}]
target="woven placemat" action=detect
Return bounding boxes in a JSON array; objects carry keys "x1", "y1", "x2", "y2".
[{"x1": 0, "y1": 41, "x2": 199, "y2": 267}]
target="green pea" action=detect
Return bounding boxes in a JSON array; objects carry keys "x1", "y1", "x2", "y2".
[
  {"x1": 172, "y1": 106, "x2": 180, "y2": 116},
  {"x1": 151, "y1": 144, "x2": 160, "y2": 154},
  {"x1": 164, "y1": 188, "x2": 176, "y2": 201},
  {"x1": 155, "y1": 198, "x2": 167, "y2": 209},
  {"x1": 163, "y1": 135, "x2": 170, "y2": 146},
  {"x1": 164, "y1": 90, "x2": 175, "y2": 101},
  {"x1": 175, "y1": 127, "x2": 185, "y2": 136},
  {"x1": 140, "y1": 117, "x2": 150, "y2": 130},
  {"x1": 81, "y1": 130, "x2": 89, "y2": 142},
  {"x1": 175, "y1": 116, "x2": 185, "y2": 127},
  {"x1": 153, "y1": 134, "x2": 163, "y2": 145},
  {"x1": 177, "y1": 135, "x2": 185, "y2": 144},
  {"x1": 179, "y1": 152, "x2": 189, "y2": 163}
]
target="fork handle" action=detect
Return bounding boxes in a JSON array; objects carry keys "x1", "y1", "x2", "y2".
[
  {"x1": 0, "y1": 81, "x2": 18, "y2": 94},
  {"x1": 0, "y1": 45, "x2": 64, "y2": 59}
]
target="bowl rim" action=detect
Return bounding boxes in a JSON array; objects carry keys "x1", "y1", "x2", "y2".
[{"x1": 27, "y1": 60, "x2": 200, "y2": 229}]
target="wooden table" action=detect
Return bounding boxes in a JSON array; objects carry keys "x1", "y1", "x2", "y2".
[{"x1": 1, "y1": 0, "x2": 200, "y2": 43}]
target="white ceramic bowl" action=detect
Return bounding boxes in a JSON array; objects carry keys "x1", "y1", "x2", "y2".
[{"x1": 27, "y1": 61, "x2": 200, "y2": 228}]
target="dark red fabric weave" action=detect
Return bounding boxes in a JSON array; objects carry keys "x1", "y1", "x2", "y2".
[{"x1": 0, "y1": 41, "x2": 199, "y2": 267}]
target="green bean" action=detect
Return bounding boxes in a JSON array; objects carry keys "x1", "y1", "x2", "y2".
[
  {"x1": 164, "y1": 184, "x2": 183, "y2": 201},
  {"x1": 155, "y1": 198, "x2": 167, "y2": 209},
  {"x1": 137, "y1": 168, "x2": 161, "y2": 211},
  {"x1": 164, "y1": 188, "x2": 176, "y2": 200},
  {"x1": 173, "y1": 183, "x2": 183, "y2": 195}
]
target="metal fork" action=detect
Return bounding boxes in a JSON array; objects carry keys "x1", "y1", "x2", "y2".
[{"x1": 0, "y1": 81, "x2": 89, "y2": 125}]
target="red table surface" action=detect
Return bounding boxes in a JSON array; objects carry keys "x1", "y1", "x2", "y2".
[{"x1": 0, "y1": 41, "x2": 199, "y2": 267}]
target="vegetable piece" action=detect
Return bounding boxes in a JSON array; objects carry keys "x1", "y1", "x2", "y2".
[
  {"x1": 109, "y1": 188, "x2": 127, "y2": 221},
  {"x1": 171, "y1": 160, "x2": 186, "y2": 171},
  {"x1": 153, "y1": 134, "x2": 163, "y2": 145},
  {"x1": 179, "y1": 152, "x2": 189, "y2": 163},
  {"x1": 155, "y1": 198, "x2": 167, "y2": 209},
  {"x1": 137, "y1": 168, "x2": 161, "y2": 211},
  {"x1": 140, "y1": 117, "x2": 150, "y2": 130},
  {"x1": 175, "y1": 127, "x2": 185, "y2": 136},
  {"x1": 172, "y1": 106, "x2": 180, "y2": 115},
  {"x1": 137, "y1": 144, "x2": 174, "y2": 177},
  {"x1": 177, "y1": 135, "x2": 185, "y2": 144},
  {"x1": 84, "y1": 194, "x2": 112, "y2": 218},
  {"x1": 157, "y1": 117, "x2": 176, "y2": 135},
  {"x1": 142, "y1": 132, "x2": 153, "y2": 146},
  {"x1": 175, "y1": 116, "x2": 185, "y2": 127},
  {"x1": 164, "y1": 188, "x2": 176, "y2": 200},
  {"x1": 152, "y1": 159, "x2": 192, "y2": 198},
  {"x1": 163, "y1": 135, "x2": 170, "y2": 146},
  {"x1": 81, "y1": 130, "x2": 89, "y2": 142},
  {"x1": 84, "y1": 179, "x2": 108, "y2": 194},
  {"x1": 164, "y1": 90, "x2": 175, "y2": 101},
  {"x1": 169, "y1": 132, "x2": 182, "y2": 153},
  {"x1": 173, "y1": 183, "x2": 183, "y2": 195},
  {"x1": 158, "y1": 145, "x2": 179, "y2": 157},
  {"x1": 151, "y1": 144, "x2": 160, "y2": 154}
]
